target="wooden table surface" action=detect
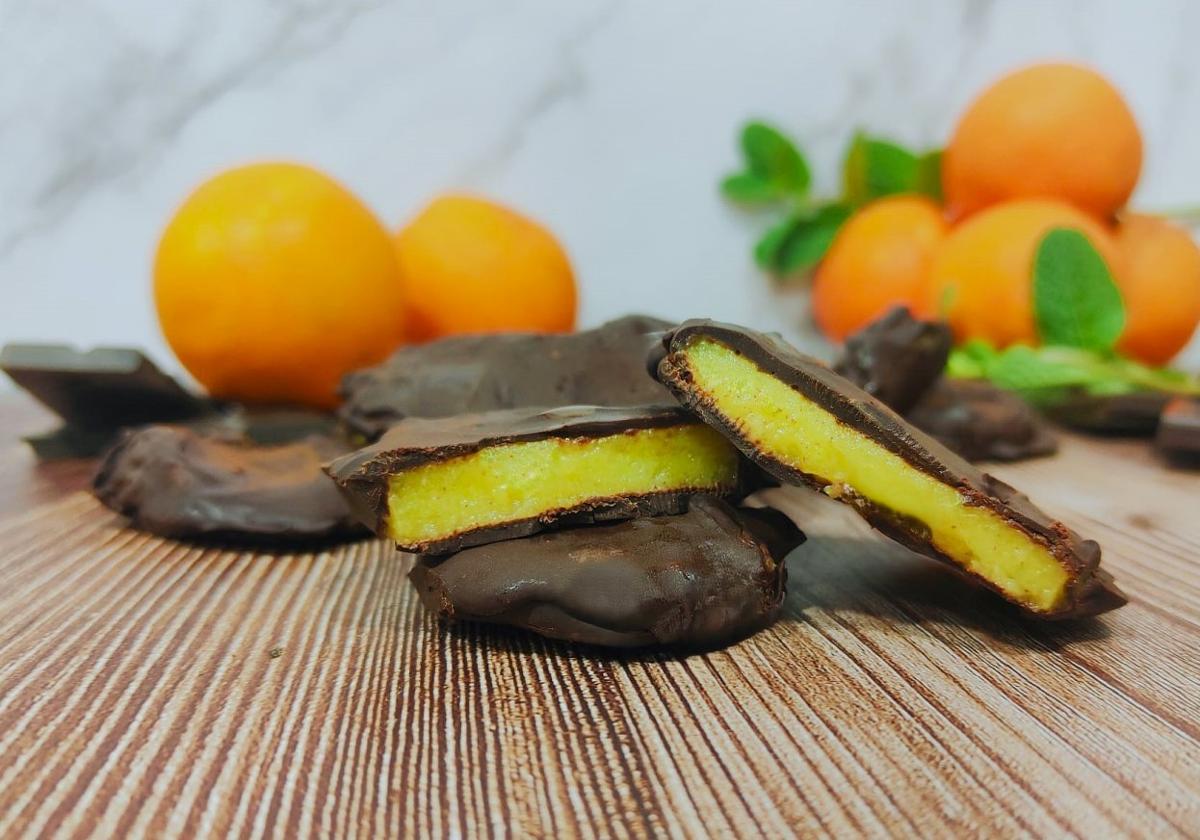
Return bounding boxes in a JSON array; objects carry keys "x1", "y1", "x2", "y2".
[{"x1": 1, "y1": 395, "x2": 1198, "y2": 839}]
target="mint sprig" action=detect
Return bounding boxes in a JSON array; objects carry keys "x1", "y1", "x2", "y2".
[
  {"x1": 949, "y1": 229, "x2": 1200, "y2": 403},
  {"x1": 721, "y1": 122, "x2": 942, "y2": 280},
  {"x1": 721, "y1": 122, "x2": 811, "y2": 205},
  {"x1": 1033, "y1": 228, "x2": 1125, "y2": 351}
]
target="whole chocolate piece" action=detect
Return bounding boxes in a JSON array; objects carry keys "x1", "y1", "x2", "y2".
[
  {"x1": 833, "y1": 306, "x2": 952, "y2": 414},
  {"x1": 338, "y1": 314, "x2": 673, "y2": 440},
  {"x1": 326, "y1": 404, "x2": 741, "y2": 554},
  {"x1": 651, "y1": 320, "x2": 1124, "y2": 619},
  {"x1": 1157, "y1": 397, "x2": 1200, "y2": 459},
  {"x1": 93, "y1": 426, "x2": 366, "y2": 542},
  {"x1": 908, "y1": 379, "x2": 1058, "y2": 462},
  {"x1": 409, "y1": 496, "x2": 804, "y2": 649},
  {"x1": 1042, "y1": 390, "x2": 1172, "y2": 435}
]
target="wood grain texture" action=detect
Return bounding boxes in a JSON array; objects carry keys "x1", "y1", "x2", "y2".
[{"x1": 1, "y1": 397, "x2": 1198, "y2": 838}]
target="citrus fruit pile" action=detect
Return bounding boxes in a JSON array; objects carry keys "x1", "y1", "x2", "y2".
[
  {"x1": 725, "y1": 62, "x2": 1200, "y2": 368},
  {"x1": 155, "y1": 166, "x2": 576, "y2": 408}
]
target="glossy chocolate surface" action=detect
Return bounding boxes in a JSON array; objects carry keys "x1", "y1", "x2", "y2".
[{"x1": 409, "y1": 496, "x2": 804, "y2": 648}]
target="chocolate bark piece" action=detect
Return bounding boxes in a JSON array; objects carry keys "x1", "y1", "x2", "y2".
[
  {"x1": 93, "y1": 426, "x2": 365, "y2": 542},
  {"x1": 651, "y1": 320, "x2": 1124, "y2": 619},
  {"x1": 326, "y1": 404, "x2": 742, "y2": 554},
  {"x1": 1042, "y1": 390, "x2": 1171, "y2": 435},
  {"x1": 2, "y1": 344, "x2": 214, "y2": 457},
  {"x1": 338, "y1": 314, "x2": 672, "y2": 440},
  {"x1": 908, "y1": 379, "x2": 1058, "y2": 462},
  {"x1": 833, "y1": 306, "x2": 952, "y2": 413},
  {"x1": 1157, "y1": 397, "x2": 1200, "y2": 459},
  {"x1": 409, "y1": 496, "x2": 804, "y2": 649}
]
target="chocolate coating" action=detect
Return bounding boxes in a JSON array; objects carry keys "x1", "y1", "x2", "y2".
[
  {"x1": 833, "y1": 306, "x2": 951, "y2": 413},
  {"x1": 93, "y1": 426, "x2": 366, "y2": 542},
  {"x1": 409, "y1": 496, "x2": 804, "y2": 649},
  {"x1": 327, "y1": 404, "x2": 738, "y2": 553},
  {"x1": 832, "y1": 308, "x2": 1057, "y2": 461},
  {"x1": 1157, "y1": 397, "x2": 1200, "y2": 459},
  {"x1": 2, "y1": 343, "x2": 214, "y2": 458},
  {"x1": 338, "y1": 314, "x2": 673, "y2": 440},
  {"x1": 652, "y1": 320, "x2": 1124, "y2": 619},
  {"x1": 908, "y1": 379, "x2": 1058, "y2": 463},
  {"x1": 1042, "y1": 390, "x2": 1171, "y2": 435}
]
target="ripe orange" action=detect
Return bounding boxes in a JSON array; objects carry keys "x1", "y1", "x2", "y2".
[
  {"x1": 812, "y1": 196, "x2": 947, "y2": 341},
  {"x1": 943, "y1": 63, "x2": 1142, "y2": 219},
  {"x1": 395, "y1": 194, "x2": 576, "y2": 342},
  {"x1": 1113, "y1": 214, "x2": 1200, "y2": 365},
  {"x1": 154, "y1": 163, "x2": 406, "y2": 409},
  {"x1": 924, "y1": 199, "x2": 1121, "y2": 347}
]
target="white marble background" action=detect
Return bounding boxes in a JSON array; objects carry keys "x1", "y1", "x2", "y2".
[{"x1": 3, "y1": 0, "x2": 1200, "y2": 388}]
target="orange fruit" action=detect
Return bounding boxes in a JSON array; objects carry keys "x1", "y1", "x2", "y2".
[
  {"x1": 943, "y1": 63, "x2": 1142, "y2": 219},
  {"x1": 924, "y1": 199, "x2": 1120, "y2": 347},
  {"x1": 155, "y1": 162, "x2": 406, "y2": 409},
  {"x1": 1113, "y1": 213, "x2": 1200, "y2": 365},
  {"x1": 395, "y1": 194, "x2": 576, "y2": 342},
  {"x1": 812, "y1": 195, "x2": 948, "y2": 341}
]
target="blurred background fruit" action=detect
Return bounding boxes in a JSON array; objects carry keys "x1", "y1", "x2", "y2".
[
  {"x1": 924, "y1": 199, "x2": 1121, "y2": 347},
  {"x1": 812, "y1": 196, "x2": 947, "y2": 341},
  {"x1": 154, "y1": 163, "x2": 406, "y2": 409},
  {"x1": 1113, "y1": 214, "x2": 1200, "y2": 365},
  {"x1": 942, "y1": 63, "x2": 1142, "y2": 220},
  {"x1": 395, "y1": 195, "x2": 577, "y2": 343}
]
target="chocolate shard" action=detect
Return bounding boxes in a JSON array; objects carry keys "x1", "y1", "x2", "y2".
[
  {"x1": 833, "y1": 306, "x2": 952, "y2": 413},
  {"x1": 651, "y1": 320, "x2": 1125, "y2": 619},
  {"x1": 1043, "y1": 390, "x2": 1172, "y2": 435},
  {"x1": 409, "y1": 496, "x2": 805, "y2": 649},
  {"x1": 325, "y1": 404, "x2": 743, "y2": 554},
  {"x1": 93, "y1": 426, "x2": 366, "y2": 542},
  {"x1": 908, "y1": 379, "x2": 1058, "y2": 462},
  {"x1": 1157, "y1": 397, "x2": 1200, "y2": 460},
  {"x1": 338, "y1": 314, "x2": 673, "y2": 440},
  {"x1": 2, "y1": 344, "x2": 214, "y2": 457}
]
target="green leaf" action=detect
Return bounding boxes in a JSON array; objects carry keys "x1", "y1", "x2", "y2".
[
  {"x1": 984, "y1": 345, "x2": 1113, "y2": 392},
  {"x1": 1033, "y1": 228, "x2": 1126, "y2": 351},
  {"x1": 741, "y1": 122, "x2": 810, "y2": 197},
  {"x1": 948, "y1": 340, "x2": 1200, "y2": 405},
  {"x1": 915, "y1": 150, "x2": 943, "y2": 202},
  {"x1": 720, "y1": 172, "x2": 779, "y2": 204},
  {"x1": 843, "y1": 132, "x2": 942, "y2": 205},
  {"x1": 753, "y1": 204, "x2": 852, "y2": 277}
]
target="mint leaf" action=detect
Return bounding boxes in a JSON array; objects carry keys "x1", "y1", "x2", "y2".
[
  {"x1": 741, "y1": 122, "x2": 810, "y2": 197},
  {"x1": 720, "y1": 172, "x2": 779, "y2": 204},
  {"x1": 985, "y1": 345, "x2": 1112, "y2": 391},
  {"x1": 915, "y1": 150, "x2": 943, "y2": 202},
  {"x1": 753, "y1": 204, "x2": 851, "y2": 277},
  {"x1": 948, "y1": 341, "x2": 1200, "y2": 406},
  {"x1": 1033, "y1": 228, "x2": 1125, "y2": 351},
  {"x1": 843, "y1": 133, "x2": 942, "y2": 205}
]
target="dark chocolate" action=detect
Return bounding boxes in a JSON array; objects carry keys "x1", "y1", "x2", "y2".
[
  {"x1": 409, "y1": 496, "x2": 804, "y2": 649},
  {"x1": 93, "y1": 426, "x2": 366, "y2": 542},
  {"x1": 1157, "y1": 397, "x2": 1200, "y2": 459},
  {"x1": 908, "y1": 379, "x2": 1058, "y2": 462},
  {"x1": 326, "y1": 404, "x2": 739, "y2": 554},
  {"x1": 832, "y1": 308, "x2": 1057, "y2": 461},
  {"x1": 337, "y1": 314, "x2": 672, "y2": 440},
  {"x1": 651, "y1": 320, "x2": 1124, "y2": 619},
  {"x1": 2, "y1": 344, "x2": 214, "y2": 457},
  {"x1": 1042, "y1": 390, "x2": 1171, "y2": 435},
  {"x1": 833, "y1": 306, "x2": 951, "y2": 413}
]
